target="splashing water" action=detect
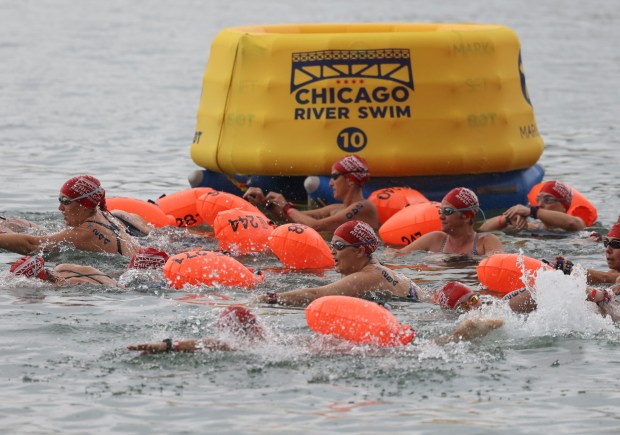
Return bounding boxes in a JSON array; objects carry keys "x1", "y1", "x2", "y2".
[{"x1": 506, "y1": 264, "x2": 615, "y2": 338}]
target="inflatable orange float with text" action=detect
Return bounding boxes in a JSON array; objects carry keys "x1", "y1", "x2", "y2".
[
  {"x1": 268, "y1": 223, "x2": 334, "y2": 269},
  {"x1": 378, "y1": 201, "x2": 441, "y2": 245}
]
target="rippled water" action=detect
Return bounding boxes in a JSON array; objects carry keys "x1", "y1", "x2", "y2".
[{"x1": 2, "y1": 0, "x2": 620, "y2": 433}]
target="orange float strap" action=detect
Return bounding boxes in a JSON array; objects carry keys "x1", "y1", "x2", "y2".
[
  {"x1": 106, "y1": 197, "x2": 175, "y2": 228},
  {"x1": 268, "y1": 223, "x2": 335, "y2": 269},
  {"x1": 527, "y1": 183, "x2": 597, "y2": 226},
  {"x1": 368, "y1": 187, "x2": 429, "y2": 224},
  {"x1": 163, "y1": 249, "x2": 264, "y2": 290},
  {"x1": 477, "y1": 253, "x2": 551, "y2": 295},
  {"x1": 213, "y1": 209, "x2": 275, "y2": 255},
  {"x1": 378, "y1": 201, "x2": 442, "y2": 246},
  {"x1": 196, "y1": 191, "x2": 261, "y2": 227},
  {"x1": 306, "y1": 295, "x2": 415, "y2": 346},
  {"x1": 155, "y1": 187, "x2": 215, "y2": 228}
]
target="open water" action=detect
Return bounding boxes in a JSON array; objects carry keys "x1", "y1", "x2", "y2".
[{"x1": 1, "y1": 0, "x2": 620, "y2": 433}]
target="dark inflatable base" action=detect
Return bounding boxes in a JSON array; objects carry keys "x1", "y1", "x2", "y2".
[{"x1": 189, "y1": 164, "x2": 545, "y2": 214}]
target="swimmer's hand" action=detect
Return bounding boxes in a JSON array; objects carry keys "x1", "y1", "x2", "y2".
[
  {"x1": 127, "y1": 341, "x2": 167, "y2": 355},
  {"x1": 452, "y1": 319, "x2": 504, "y2": 341},
  {"x1": 589, "y1": 231, "x2": 603, "y2": 242},
  {"x1": 243, "y1": 188, "x2": 266, "y2": 206},
  {"x1": 542, "y1": 256, "x2": 573, "y2": 275}
]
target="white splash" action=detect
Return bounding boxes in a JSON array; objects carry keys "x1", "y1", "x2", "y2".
[{"x1": 503, "y1": 264, "x2": 616, "y2": 338}]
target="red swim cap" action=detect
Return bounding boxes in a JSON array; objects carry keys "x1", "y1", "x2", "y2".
[
  {"x1": 333, "y1": 155, "x2": 370, "y2": 186},
  {"x1": 60, "y1": 175, "x2": 106, "y2": 210},
  {"x1": 539, "y1": 180, "x2": 572, "y2": 210},
  {"x1": 129, "y1": 247, "x2": 169, "y2": 269},
  {"x1": 608, "y1": 223, "x2": 620, "y2": 239},
  {"x1": 443, "y1": 187, "x2": 479, "y2": 218},
  {"x1": 217, "y1": 306, "x2": 264, "y2": 341},
  {"x1": 333, "y1": 220, "x2": 379, "y2": 254},
  {"x1": 437, "y1": 281, "x2": 473, "y2": 309},
  {"x1": 10, "y1": 256, "x2": 47, "y2": 280}
]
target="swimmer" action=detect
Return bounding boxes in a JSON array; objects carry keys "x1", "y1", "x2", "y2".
[
  {"x1": 9, "y1": 255, "x2": 117, "y2": 286},
  {"x1": 127, "y1": 305, "x2": 502, "y2": 354},
  {"x1": 127, "y1": 306, "x2": 265, "y2": 354},
  {"x1": 543, "y1": 223, "x2": 620, "y2": 285},
  {"x1": 0, "y1": 175, "x2": 140, "y2": 257},
  {"x1": 109, "y1": 210, "x2": 152, "y2": 237},
  {"x1": 128, "y1": 247, "x2": 169, "y2": 270},
  {"x1": 243, "y1": 155, "x2": 379, "y2": 231},
  {"x1": 398, "y1": 187, "x2": 503, "y2": 256},
  {"x1": 254, "y1": 220, "x2": 432, "y2": 307},
  {"x1": 438, "y1": 281, "x2": 536, "y2": 314},
  {"x1": 480, "y1": 180, "x2": 586, "y2": 232},
  {"x1": 0, "y1": 215, "x2": 42, "y2": 233},
  {"x1": 586, "y1": 223, "x2": 620, "y2": 285}
]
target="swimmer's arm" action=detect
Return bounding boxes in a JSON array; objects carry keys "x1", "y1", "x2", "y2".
[
  {"x1": 260, "y1": 275, "x2": 373, "y2": 307},
  {"x1": 0, "y1": 233, "x2": 56, "y2": 254},
  {"x1": 586, "y1": 268, "x2": 620, "y2": 285},
  {"x1": 434, "y1": 319, "x2": 504, "y2": 344},
  {"x1": 478, "y1": 216, "x2": 505, "y2": 232},
  {"x1": 287, "y1": 201, "x2": 378, "y2": 232},
  {"x1": 128, "y1": 338, "x2": 233, "y2": 354},
  {"x1": 503, "y1": 288, "x2": 537, "y2": 313},
  {"x1": 535, "y1": 209, "x2": 586, "y2": 231},
  {"x1": 398, "y1": 232, "x2": 441, "y2": 255},
  {"x1": 586, "y1": 288, "x2": 620, "y2": 323},
  {"x1": 480, "y1": 233, "x2": 504, "y2": 254}
]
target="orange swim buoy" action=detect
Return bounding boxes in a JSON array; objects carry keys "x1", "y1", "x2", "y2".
[
  {"x1": 368, "y1": 187, "x2": 429, "y2": 224},
  {"x1": 477, "y1": 253, "x2": 551, "y2": 295},
  {"x1": 306, "y1": 295, "x2": 415, "y2": 346},
  {"x1": 527, "y1": 183, "x2": 597, "y2": 226},
  {"x1": 106, "y1": 197, "x2": 175, "y2": 228},
  {"x1": 268, "y1": 223, "x2": 334, "y2": 269},
  {"x1": 378, "y1": 201, "x2": 442, "y2": 245},
  {"x1": 163, "y1": 250, "x2": 263, "y2": 290},
  {"x1": 196, "y1": 191, "x2": 261, "y2": 227},
  {"x1": 213, "y1": 209, "x2": 275, "y2": 254},
  {"x1": 155, "y1": 187, "x2": 216, "y2": 228}
]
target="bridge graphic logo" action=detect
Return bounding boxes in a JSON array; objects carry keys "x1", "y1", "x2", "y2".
[{"x1": 290, "y1": 49, "x2": 414, "y2": 93}]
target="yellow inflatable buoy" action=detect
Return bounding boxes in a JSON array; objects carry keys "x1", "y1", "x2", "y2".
[{"x1": 192, "y1": 23, "x2": 543, "y2": 177}]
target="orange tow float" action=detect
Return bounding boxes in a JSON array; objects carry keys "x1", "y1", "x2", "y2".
[
  {"x1": 306, "y1": 295, "x2": 415, "y2": 346},
  {"x1": 268, "y1": 223, "x2": 334, "y2": 269},
  {"x1": 378, "y1": 201, "x2": 442, "y2": 245},
  {"x1": 477, "y1": 253, "x2": 551, "y2": 295},
  {"x1": 163, "y1": 250, "x2": 263, "y2": 289}
]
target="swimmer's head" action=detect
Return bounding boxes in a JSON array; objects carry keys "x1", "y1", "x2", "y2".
[
  {"x1": 608, "y1": 223, "x2": 620, "y2": 239},
  {"x1": 333, "y1": 220, "x2": 379, "y2": 255},
  {"x1": 442, "y1": 187, "x2": 479, "y2": 219},
  {"x1": 332, "y1": 155, "x2": 370, "y2": 186},
  {"x1": 539, "y1": 181, "x2": 572, "y2": 210},
  {"x1": 59, "y1": 175, "x2": 106, "y2": 210},
  {"x1": 437, "y1": 281, "x2": 475, "y2": 310},
  {"x1": 10, "y1": 256, "x2": 47, "y2": 280},
  {"x1": 217, "y1": 306, "x2": 265, "y2": 341},
  {"x1": 129, "y1": 248, "x2": 169, "y2": 270}
]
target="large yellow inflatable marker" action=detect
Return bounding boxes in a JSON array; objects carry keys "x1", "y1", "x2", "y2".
[{"x1": 191, "y1": 23, "x2": 543, "y2": 177}]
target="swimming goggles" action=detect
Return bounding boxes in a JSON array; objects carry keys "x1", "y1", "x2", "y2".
[
  {"x1": 58, "y1": 187, "x2": 102, "y2": 206},
  {"x1": 603, "y1": 238, "x2": 620, "y2": 250},
  {"x1": 455, "y1": 293, "x2": 480, "y2": 312},
  {"x1": 438, "y1": 206, "x2": 478, "y2": 216},
  {"x1": 330, "y1": 170, "x2": 367, "y2": 180},
  {"x1": 329, "y1": 240, "x2": 369, "y2": 251},
  {"x1": 536, "y1": 194, "x2": 562, "y2": 205}
]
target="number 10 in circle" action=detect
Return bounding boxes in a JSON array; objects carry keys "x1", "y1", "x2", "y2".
[{"x1": 337, "y1": 127, "x2": 367, "y2": 152}]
